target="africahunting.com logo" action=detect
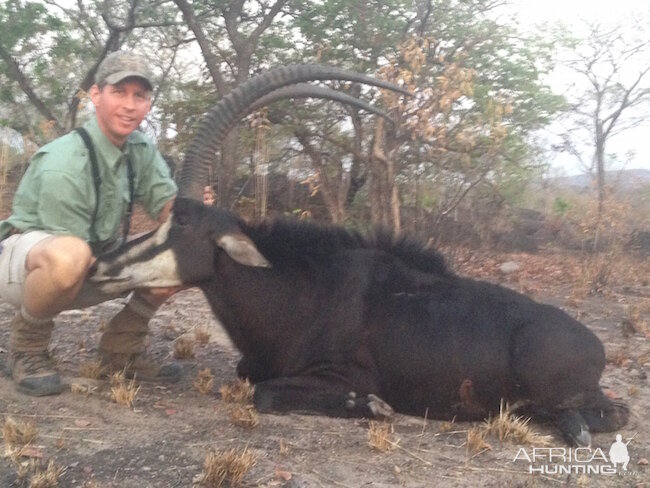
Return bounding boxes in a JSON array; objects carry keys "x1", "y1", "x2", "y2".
[{"x1": 513, "y1": 434, "x2": 637, "y2": 475}]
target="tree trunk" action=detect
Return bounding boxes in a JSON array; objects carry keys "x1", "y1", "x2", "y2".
[
  {"x1": 368, "y1": 118, "x2": 400, "y2": 233},
  {"x1": 295, "y1": 129, "x2": 345, "y2": 223},
  {"x1": 593, "y1": 121, "x2": 606, "y2": 252}
]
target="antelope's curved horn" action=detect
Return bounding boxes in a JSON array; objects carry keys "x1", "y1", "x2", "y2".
[
  {"x1": 179, "y1": 64, "x2": 410, "y2": 200},
  {"x1": 248, "y1": 83, "x2": 393, "y2": 122}
]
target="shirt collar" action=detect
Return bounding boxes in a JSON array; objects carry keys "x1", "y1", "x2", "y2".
[{"x1": 82, "y1": 117, "x2": 147, "y2": 169}]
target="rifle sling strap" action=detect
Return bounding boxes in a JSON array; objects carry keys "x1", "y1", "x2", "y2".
[{"x1": 75, "y1": 127, "x2": 134, "y2": 246}]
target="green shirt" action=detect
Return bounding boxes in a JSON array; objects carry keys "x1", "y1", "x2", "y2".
[{"x1": 0, "y1": 118, "x2": 177, "y2": 254}]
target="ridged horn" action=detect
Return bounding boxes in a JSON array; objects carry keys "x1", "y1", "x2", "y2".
[
  {"x1": 248, "y1": 83, "x2": 393, "y2": 122},
  {"x1": 178, "y1": 64, "x2": 410, "y2": 199}
]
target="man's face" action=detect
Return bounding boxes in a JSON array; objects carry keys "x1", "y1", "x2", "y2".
[{"x1": 90, "y1": 78, "x2": 152, "y2": 147}]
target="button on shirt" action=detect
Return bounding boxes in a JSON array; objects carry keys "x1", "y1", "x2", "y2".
[{"x1": 0, "y1": 118, "x2": 177, "y2": 253}]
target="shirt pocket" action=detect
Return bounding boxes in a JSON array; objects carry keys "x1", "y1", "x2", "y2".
[{"x1": 95, "y1": 188, "x2": 124, "y2": 242}]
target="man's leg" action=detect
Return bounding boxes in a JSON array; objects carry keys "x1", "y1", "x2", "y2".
[
  {"x1": 1, "y1": 233, "x2": 92, "y2": 396},
  {"x1": 97, "y1": 291, "x2": 182, "y2": 381},
  {"x1": 24, "y1": 235, "x2": 92, "y2": 316},
  {"x1": 65, "y1": 254, "x2": 183, "y2": 381}
]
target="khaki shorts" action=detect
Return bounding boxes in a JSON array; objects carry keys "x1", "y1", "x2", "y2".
[
  {"x1": 0, "y1": 231, "x2": 126, "y2": 310},
  {"x1": 0, "y1": 230, "x2": 53, "y2": 308}
]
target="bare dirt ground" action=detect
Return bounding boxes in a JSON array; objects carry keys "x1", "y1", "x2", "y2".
[{"x1": 0, "y1": 248, "x2": 648, "y2": 488}]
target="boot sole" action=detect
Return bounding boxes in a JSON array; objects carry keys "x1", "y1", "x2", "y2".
[{"x1": 15, "y1": 376, "x2": 64, "y2": 397}]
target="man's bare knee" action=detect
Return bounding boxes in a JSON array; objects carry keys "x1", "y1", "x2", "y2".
[{"x1": 28, "y1": 236, "x2": 92, "y2": 291}]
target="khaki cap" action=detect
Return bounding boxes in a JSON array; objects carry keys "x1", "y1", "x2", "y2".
[{"x1": 95, "y1": 51, "x2": 154, "y2": 89}]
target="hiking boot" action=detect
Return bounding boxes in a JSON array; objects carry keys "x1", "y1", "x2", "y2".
[
  {"x1": 100, "y1": 351, "x2": 182, "y2": 382},
  {"x1": 98, "y1": 306, "x2": 182, "y2": 382},
  {"x1": 9, "y1": 314, "x2": 63, "y2": 396}
]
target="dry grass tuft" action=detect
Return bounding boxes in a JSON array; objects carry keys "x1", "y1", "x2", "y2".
[
  {"x1": 173, "y1": 336, "x2": 196, "y2": 359},
  {"x1": 622, "y1": 305, "x2": 648, "y2": 336},
  {"x1": 278, "y1": 439, "x2": 290, "y2": 455},
  {"x1": 27, "y1": 459, "x2": 64, "y2": 488},
  {"x1": 638, "y1": 298, "x2": 650, "y2": 315},
  {"x1": 194, "y1": 368, "x2": 215, "y2": 395},
  {"x1": 466, "y1": 426, "x2": 491, "y2": 454},
  {"x1": 70, "y1": 382, "x2": 98, "y2": 395},
  {"x1": 14, "y1": 460, "x2": 32, "y2": 483},
  {"x1": 607, "y1": 349, "x2": 631, "y2": 367},
  {"x1": 229, "y1": 405, "x2": 259, "y2": 429},
  {"x1": 219, "y1": 379, "x2": 254, "y2": 404},
  {"x1": 198, "y1": 447, "x2": 256, "y2": 487},
  {"x1": 565, "y1": 293, "x2": 584, "y2": 308},
  {"x1": 367, "y1": 421, "x2": 396, "y2": 452},
  {"x1": 2, "y1": 417, "x2": 38, "y2": 446},
  {"x1": 55, "y1": 434, "x2": 65, "y2": 450},
  {"x1": 194, "y1": 326, "x2": 211, "y2": 345},
  {"x1": 110, "y1": 371, "x2": 140, "y2": 408},
  {"x1": 109, "y1": 370, "x2": 126, "y2": 387},
  {"x1": 437, "y1": 419, "x2": 456, "y2": 433},
  {"x1": 482, "y1": 402, "x2": 553, "y2": 446},
  {"x1": 79, "y1": 360, "x2": 106, "y2": 379}
]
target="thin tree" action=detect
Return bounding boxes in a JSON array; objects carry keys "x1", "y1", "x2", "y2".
[{"x1": 559, "y1": 21, "x2": 650, "y2": 218}]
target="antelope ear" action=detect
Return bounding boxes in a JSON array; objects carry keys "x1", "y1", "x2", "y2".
[{"x1": 216, "y1": 234, "x2": 271, "y2": 268}]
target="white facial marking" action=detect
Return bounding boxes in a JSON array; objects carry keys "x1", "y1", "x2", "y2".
[
  {"x1": 91, "y1": 213, "x2": 180, "y2": 292},
  {"x1": 154, "y1": 216, "x2": 173, "y2": 246},
  {"x1": 126, "y1": 248, "x2": 181, "y2": 287}
]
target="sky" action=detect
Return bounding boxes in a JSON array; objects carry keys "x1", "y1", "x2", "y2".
[{"x1": 505, "y1": 0, "x2": 650, "y2": 176}]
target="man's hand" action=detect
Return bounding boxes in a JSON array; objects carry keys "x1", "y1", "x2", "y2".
[
  {"x1": 136, "y1": 286, "x2": 188, "y2": 307},
  {"x1": 203, "y1": 185, "x2": 215, "y2": 206},
  {"x1": 133, "y1": 187, "x2": 213, "y2": 306}
]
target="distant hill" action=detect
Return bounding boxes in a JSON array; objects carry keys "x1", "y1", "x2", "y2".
[{"x1": 546, "y1": 169, "x2": 650, "y2": 191}]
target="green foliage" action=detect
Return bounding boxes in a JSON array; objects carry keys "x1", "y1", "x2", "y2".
[
  {"x1": 0, "y1": 0, "x2": 62, "y2": 48},
  {"x1": 553, "y1": 197, "x2": 571, "y2": 216},
  {"x1": 0, "y1": 0, "x2": 98, "y2": 137},
  {"x1": 294, "y1": 0, "x2": 409, "y2": 67}
]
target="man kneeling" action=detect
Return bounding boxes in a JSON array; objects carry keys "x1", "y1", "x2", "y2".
[{"x1": 0, "y1": 51, "x2": 192, "y2": 396}]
